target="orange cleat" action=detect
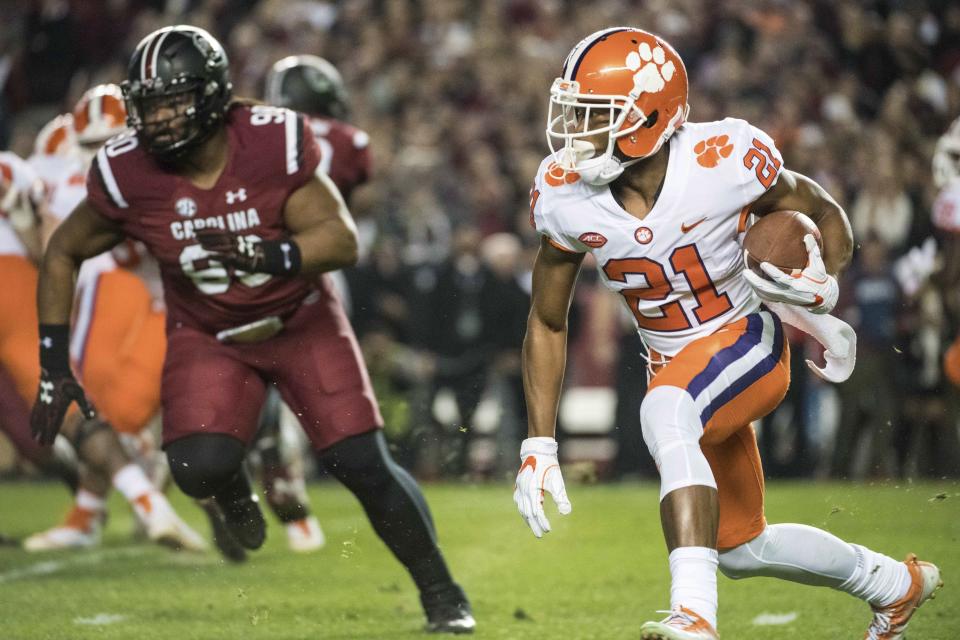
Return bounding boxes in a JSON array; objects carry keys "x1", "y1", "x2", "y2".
[
  {"x1": 640, "y1": 606, "x2": 719, "y2": 640},
  {"x1": 23, "y1": 506, "x2": 103, "y2": 552},
  {"x1": 864, "y1": 554, "x2": 943, "y2": 640}
]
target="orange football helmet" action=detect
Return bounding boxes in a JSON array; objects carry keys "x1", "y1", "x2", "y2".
[
  {"x1": 547, "y1": 27, "x2": 689, "y2": 185},
  {"x1": 33, "y1": 113, "x2": 77, "y2": 158},
  {"x1": 72, "y1": 84, "x2": 128, "y2": 147}
]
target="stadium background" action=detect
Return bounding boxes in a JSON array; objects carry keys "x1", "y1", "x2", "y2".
[
  {"x1": 2, "y1": 0, "x2": 958, "y2": 481},
  {"x1": 1, "y1": 2, "x2": 960, "y2": 639}
]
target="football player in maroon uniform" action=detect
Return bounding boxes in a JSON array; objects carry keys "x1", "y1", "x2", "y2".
[
  {"x1": 223, "y1": 54, "x2": 378, "y2": 558},
  {"x1": 31, "y1": 25, "x2": 473, "y2": 634},
  {"x1": 266, "y1": 54, "x2": 371, "y2": 203}
]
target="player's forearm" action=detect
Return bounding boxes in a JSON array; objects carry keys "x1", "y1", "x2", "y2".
[
  {"x1": 292, "y1": 218, "x2": 359, "y2": 275},
  {"x1": 37, "y1": 244, "x2": 79, "y2": 325},
  {"x1": 522, "y1": 319, "x2": 568, "y2": 439},
  {"x1": 794, "y1": 176, "x2": 853, "y2": 275}
]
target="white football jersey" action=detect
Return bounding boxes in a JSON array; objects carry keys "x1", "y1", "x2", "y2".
[
  {"x1": 0, "y1": 151, "x2": 42, "y2": 257},
  {"x1": 933, "y1": 182, "x2": 960, "y2": 234},
  {"x1": 44, "y1": 152, "x2": 165, "y2": 307},
  {"x1": 532, "y1": 118, "x2": 783, "y2": 356}
]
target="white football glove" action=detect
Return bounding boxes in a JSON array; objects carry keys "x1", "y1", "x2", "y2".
[
  {"x1": 743, "y1": 234, "x2": 839, "y2": 314},
  {"x1": 513, "y1": 437, "x2": 571, "y2": 538}
]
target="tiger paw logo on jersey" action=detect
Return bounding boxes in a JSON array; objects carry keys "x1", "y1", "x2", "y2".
[
  {"x1": 626, "y1": 42, "x2": 676, "y2": 94},
  {"x1": 695, "y1": 135, "x2": 734, "y2": 168},
  {"x1": 635, "y1": 226, "x2": 653, "y2": 244},
  {"x1": 544, "y1": 161, "x2": 580, "y2": 187}
]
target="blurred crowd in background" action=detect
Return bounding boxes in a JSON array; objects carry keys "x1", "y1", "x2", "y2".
[{"x1": 2, "y1": 0, "x2": 959, "y2": 482}]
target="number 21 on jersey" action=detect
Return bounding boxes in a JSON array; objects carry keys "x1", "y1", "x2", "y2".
[{"x1": 603, "y1": 243, "x2": 732, "y2": 332}]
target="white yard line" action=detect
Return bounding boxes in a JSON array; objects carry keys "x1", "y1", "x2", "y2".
[
  {"x1": 74, "y1": 613, "x2": 128, "y2": 626},
  {"x1": 752, "y1": 612, "x2": 799, "y2": 626},
  {"x1": 0, "y1": 547, "x2": 147, "y2": 584}
]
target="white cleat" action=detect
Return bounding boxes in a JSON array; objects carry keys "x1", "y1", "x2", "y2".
[
  {"x1": 640, "y1": 606, "x2": 720, "y2": 640},
  {"x1": 864, "y1": 554, "x2": 943, "y2": 640},
  {"x1": 23, "y1": 507, "x2": 102, "y2": 552},
  {"x1": 134, "y1": 492, "x2": 208, "y2": 552},
  {"x1": 285, "y1": 516, "x2": 325, "y2": 553}
]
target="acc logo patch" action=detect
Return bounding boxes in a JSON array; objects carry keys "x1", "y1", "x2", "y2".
[
  {"x1": 175, "y1": 197, "x2": 197, "y2": 218},
  {"x1": 635, "y1": 226, "x2": 653, "y2": 244},
  {"x1": 579, "y1": 232, "x2": 608, "y2": 248}
]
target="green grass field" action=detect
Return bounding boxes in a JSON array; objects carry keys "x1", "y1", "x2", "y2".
[{"x1": 0, "y1": 480, "x2": 957, "y2": 639}]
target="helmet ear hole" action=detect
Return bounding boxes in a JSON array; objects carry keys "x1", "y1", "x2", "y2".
[{"x1": 641, "y1": 110, "x2": 659, "y2": 129}]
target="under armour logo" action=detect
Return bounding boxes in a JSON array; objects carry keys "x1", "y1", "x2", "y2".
[
  {"x1": 41, "y1": 337, "x2": 53, "y2": 349},
  {"x1": 39, "y1": 380, "x2": 54, "y2": 404},
  {"x1": 226, "y1": 188, "x2": 247, "y2": 205},
  {"x1": 237, "y1": 236, "x2": 257, "y2": 258}
]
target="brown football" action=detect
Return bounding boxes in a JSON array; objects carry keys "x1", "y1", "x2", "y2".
[{"x1": 743, "y1": 210, "x2": 822, "y2": 278}]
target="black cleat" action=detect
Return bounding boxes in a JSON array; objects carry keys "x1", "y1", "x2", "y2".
[
  {"x1": 199, "y1": 499, "x2": 247, "y2": 563},
  {"x1": 421, "y1": 582, "x2": 475, "y2": 634},
  {"x1": 217, "y1": 492, "x2": 266, "y2": 550}
]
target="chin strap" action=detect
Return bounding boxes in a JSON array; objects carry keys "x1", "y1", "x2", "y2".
[{"x1": 575, "y1": 152, "x2": 644, "y2": 186}]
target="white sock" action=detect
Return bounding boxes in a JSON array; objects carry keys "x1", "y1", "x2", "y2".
[
  {"x1": 838, "y1": 544, "x2": 912, "y2": 607},
  {"x1": 75, "y1": 489, "x2": 107, "y2": 513},
  {"x1": 719, "y1": 523, "x2": 858, "y2": 586},
  {"x1": 669, "y1": 546, "x2": 719, "y2": 629},
  {"x1": 112, "y1": 464, "x2": 154, "y2": 503}
]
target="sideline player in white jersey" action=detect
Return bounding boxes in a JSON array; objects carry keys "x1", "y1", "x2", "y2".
[
  {"x1": 933, "y1": 116, "x2": 960, "y2": 387},
  {"x1": 21, "y1": 84, "x2": 204, "y2": 553},
  {"x1": 513, "y1": 28, "x2": 942, "y2": 640}
]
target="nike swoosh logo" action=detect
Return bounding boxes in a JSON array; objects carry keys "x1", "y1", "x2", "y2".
[
  {"x1": 519, "y1": 455, "x2": 537, "y2": 474},
  {"x1": 681, "y1": 217, "x2": 707, "y2": 233}
]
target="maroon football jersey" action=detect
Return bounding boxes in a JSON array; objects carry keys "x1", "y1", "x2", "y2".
[
  {"x1": 308, "y1": 116, "x2": 371, "y2": 202},
  {"x1": 86, "y1": 104, "x2": 321, "y2": 334}
]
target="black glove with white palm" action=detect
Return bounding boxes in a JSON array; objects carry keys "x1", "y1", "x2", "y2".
[{"x1": 742, "y1": 234, "x2": 839, "y2": 314}]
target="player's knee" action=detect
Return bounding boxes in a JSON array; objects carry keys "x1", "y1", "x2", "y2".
[
  {"x1": 640, "y1": 385, "x2": 701, "y2": 464},
  {"x1": 166, "y1": 434, "x2": 246, "y2": 499},
  {"x1": 718, "y1": 528, "x2": 770, "y2": 579}
]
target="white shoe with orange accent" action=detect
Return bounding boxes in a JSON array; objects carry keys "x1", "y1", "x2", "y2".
[
  {"x1": 23, "y1": 506, "x2": 103, "y2": 552},
  {"x1": 133, "y1": 491, "x2": 208, "y2": 552},
  {"x1": 864, "y1": 554, "x2": 942, "y2": 640},
  {"x1": 285, "y1": 516, "x2": 325, "y2": 553},
  {"x1": 640, "y1": 606, "x2": 719, "y2": 640}
]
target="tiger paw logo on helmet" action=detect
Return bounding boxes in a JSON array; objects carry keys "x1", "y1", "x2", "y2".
[
  {"x1": 626, "y1": 42, "x2": 676, "y2": 94},
  {"x1": 545, "y1": 161, "x2": 580, "y2": 187},
  {"x1": 695, "y1": 135, "x2": 734, "y2": 168}
]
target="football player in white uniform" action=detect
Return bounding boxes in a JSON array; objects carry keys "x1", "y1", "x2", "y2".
[
  {"x1": 22, "y1": 84, "x2": 204, "y2": 553},
  {"x1": 514, "y1": 28, "x2": 941, "y2": 640},
  {"x1": 933, "y1": 116, "x2": 960, "y2": 386}
]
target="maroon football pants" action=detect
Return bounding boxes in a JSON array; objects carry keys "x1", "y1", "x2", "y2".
[{"x1": 161, "y1": 291, "x2": 383, "y2": 451}]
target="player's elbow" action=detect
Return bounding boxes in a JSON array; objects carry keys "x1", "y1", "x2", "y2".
[{"x1": 335, "y1": 224, "x2": 359, "y2": 268}]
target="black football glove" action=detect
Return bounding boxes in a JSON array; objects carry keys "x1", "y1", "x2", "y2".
[
  {"x1": 31, "y1": 369, "x2": 96, "y2": 445},
  {"x1": 30, "y1": 324, "x2": 95, "y2": 445},
  {"x1": 196, "y1": 232, "x2": 301, "y2": 276}
]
